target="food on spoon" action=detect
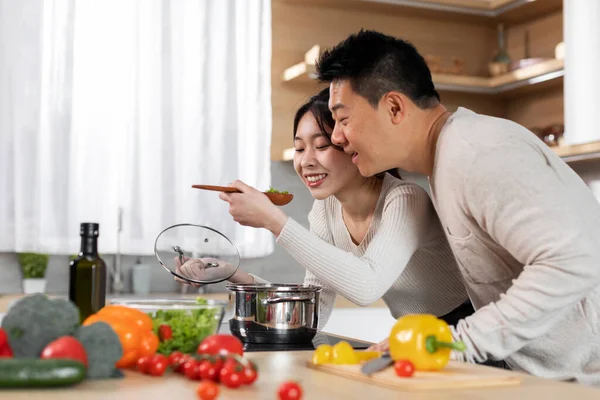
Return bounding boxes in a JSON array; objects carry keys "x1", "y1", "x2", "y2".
[
  {"x1": 0, "y1": 358, "x2": 86, "y2": 388},
  {"x1": 388, "y1": 314, "x2": 466, "y2": 371},
  {"x1": 265, "y1": 186, "x2": 290, "y2": 194},
  {"x1": 1, "y1": 294, "x2": 79, "y2": 358}
]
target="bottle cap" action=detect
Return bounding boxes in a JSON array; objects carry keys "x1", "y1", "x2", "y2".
[{"x1": 80, "y1": 222, "x2": 100, "y2": 237}]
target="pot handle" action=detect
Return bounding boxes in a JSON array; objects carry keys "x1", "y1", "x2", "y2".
[{"x1": 262, "y1": 295, "x2": 315, "y2": 305}]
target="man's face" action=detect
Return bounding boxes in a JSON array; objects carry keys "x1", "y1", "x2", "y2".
[{"x1": 328, "y1": 80, "x2": 402, "y2": 177}]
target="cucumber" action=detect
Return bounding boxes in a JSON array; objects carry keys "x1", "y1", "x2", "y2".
[{"x1": 0, "y1": 358, "x2": 86, "y2": 388}]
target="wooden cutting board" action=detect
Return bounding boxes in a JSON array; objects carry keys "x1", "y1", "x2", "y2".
[{"x1": 306, "y1": 360, "x2": 522, "y2": 391}]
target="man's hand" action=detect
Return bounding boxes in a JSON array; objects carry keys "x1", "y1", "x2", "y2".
[
  {"x1": 367, "y1": 337, "x2": 389, "y2": 352},
  {"x1": 219, "y1": 180, "x2": 288, "y2": 236},
  {"x1": 173, "y1": 256, "x2": 236, "y2": 285}
]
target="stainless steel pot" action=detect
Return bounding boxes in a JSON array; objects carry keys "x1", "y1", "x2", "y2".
[{"x1": 226, "y1": 283, "x2": 322, "y2": 344}]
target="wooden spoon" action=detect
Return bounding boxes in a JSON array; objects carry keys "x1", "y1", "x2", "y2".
[{"x1": 192, "y1": 184, "x2": 294, "y2": 206}]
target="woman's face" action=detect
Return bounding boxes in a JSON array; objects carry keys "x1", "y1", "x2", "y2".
[{"x1": 293, "y1": 112, "x2": 363, "y2": 200}]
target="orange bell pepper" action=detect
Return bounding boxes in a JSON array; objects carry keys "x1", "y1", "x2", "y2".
[{"x1": 83, "y1": 305, "x2": 158, "y2": 369}]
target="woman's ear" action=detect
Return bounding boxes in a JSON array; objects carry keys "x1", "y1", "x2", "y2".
[{"x1": 383, "y1": 91, "x2": 405, "y2": 125}]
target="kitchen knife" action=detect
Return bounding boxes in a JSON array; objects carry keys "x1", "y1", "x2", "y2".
[{"x1": 360, "y1": 352, "x2": 393, "y2": 375}]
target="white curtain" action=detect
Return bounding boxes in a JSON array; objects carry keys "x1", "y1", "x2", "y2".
[
  {"x1": 563, "y1": 0, "x2": 600, "y2": 145},
  {"x1": 0, "y1": 0, "x2": 273, "y2": 258}
]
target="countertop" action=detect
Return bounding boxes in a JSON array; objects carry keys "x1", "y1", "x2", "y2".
[{"x1": 1, "y1": 350, "x2": 599, "y2": 399}]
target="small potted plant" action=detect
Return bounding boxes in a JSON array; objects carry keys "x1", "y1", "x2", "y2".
[{"x1": 18, "y1": 252, "x2": 50, "y2": 294}]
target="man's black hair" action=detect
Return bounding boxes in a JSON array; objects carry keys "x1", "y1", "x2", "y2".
[{"x1": 316, "y1": 29, "x2": 440, "y2": 109}]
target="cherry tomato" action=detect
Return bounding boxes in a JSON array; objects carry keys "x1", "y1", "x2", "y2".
[
  {"x1": 183, "y1": 359, "x2": 200, "y2": 380},
  {"x1": 40, "y1": 336, "x2": 88, "y2": 367},
  {"x1": 278, "y1": 381, "x2": 303, "y2": 400},
  {"x1": 158, "y1": 324, "x2": 173, "y2": 341},
  {"x1": 168, "y1": 351, "x2": 184, "y2": 366},
  {"x1": 149, "y1": 354, "x2": 168, "y2": 377},
  {"x1": 394, "y1": 359, "x2": 415, "y2": 378},
  {"x1": 136, "y1": 355, "x2": 152, "y2": 374},
  {"x1": 173, "y1": 354, "x2": 193, "y2": 373},
  {"x1": 196, "y1": 380, "x2": 219, "y2": 400},
  {"x1": 197, "y1": 334, "x2": 244, "y2": 357},
  {"x1": 242, "y1": 362, "x2": 258, "y2": 385},
  {"x1": 219, "y1": 366, "x2": 243, "y2": 389},
  {"x1": 198, "y1": 360, "x2": 220, "y2": 382}
]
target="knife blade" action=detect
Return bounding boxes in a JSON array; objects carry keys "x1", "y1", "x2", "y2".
[{"x1": 360, "y1": 352, "x2": 393, "y2": 375}]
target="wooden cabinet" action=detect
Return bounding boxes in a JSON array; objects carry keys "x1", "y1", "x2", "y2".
[{"x1": 270, "y1": 0, "x2": 593, "y2": 163}]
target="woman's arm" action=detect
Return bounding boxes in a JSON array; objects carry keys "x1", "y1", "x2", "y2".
[{"x1": 276, "y1": 185, "x2": 430, "y2": 306}]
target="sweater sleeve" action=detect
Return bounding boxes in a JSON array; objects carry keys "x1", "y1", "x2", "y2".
[
  {"x1": 451, "y1": 143, "x2": 600, "y2": 363},
  {"x1": 275, "y1": 186, "x2": 430, "y2": 306}
]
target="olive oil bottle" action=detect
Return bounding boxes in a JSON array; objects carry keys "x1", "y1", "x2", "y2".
[{"x1": 69, "y1": 222, "x2": 107, "y2": 322}]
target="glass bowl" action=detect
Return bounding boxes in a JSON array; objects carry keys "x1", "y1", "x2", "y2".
[{"x1": 109, "y1": 298, "x2": 227, "y2": 354}]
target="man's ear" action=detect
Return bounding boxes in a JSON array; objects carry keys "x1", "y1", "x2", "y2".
[{"x1": 382, "y1": 91, "x2": 405, "y2": 125}]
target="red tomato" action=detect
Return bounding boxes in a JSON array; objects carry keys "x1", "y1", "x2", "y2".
[
  {"x1": 173, "y1": 354, "x2": 193, "y2": 373},
  {"x1": 0, "y1": 328, "x2": 8, "y2": 347},
  {"x1": 277, "y1": 381, "x2": 303, "y2": 400},
  {"x1": 198, "y1": 360, "x2": 220, "y2": 382},
  {"x1": 197, "y1": 334, "x2": 243, "y2": 357},
  {"x1": 219, "y1": 366, "x2": 243, "y2": 389},
  {"x1": 168, "y1": 351, "x2": 184, "y2": 366},
  {"x1": 394, "y1": 359, "x2": 415, "y2": 378},
  {"x1": 136, "y1": 355, "x2": 152, "y2": 374},
  {"x1": 40, "y1": 336, "x2": 88, "y2": 367},
  {"x1": 158, "y1": 324, "x2": 173, "y2": 341},
  {"x1": 183, "y1": 359, "x2": 200, "y2": 380},
  {"x1": 149, "y1": 354, "x2": 168, "y2": 377},
  {"x1": 196, "y1": 380, "x2": 219, "y2": 400},
  {"x1": 242, "y1": 363, "x2": 258, "y2": 385}
]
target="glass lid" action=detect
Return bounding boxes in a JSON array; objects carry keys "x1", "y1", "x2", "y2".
[{"x1": 153, "y1": 223, "x2": 240, "y2": 285}]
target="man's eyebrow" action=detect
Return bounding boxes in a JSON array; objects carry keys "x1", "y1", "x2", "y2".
[{"x1": 330, "y1": 103, "x2": 345, "y2": 113}]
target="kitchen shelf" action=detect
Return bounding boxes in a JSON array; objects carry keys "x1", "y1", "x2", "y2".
[
  {"x1": 552, "y1": 142, "x2": 600, "y2": 163},
  {"x1": 281, "y1": 142, "x2": 600, "y2": 164},
  {"x1": 432, "y1": 58, "x2": 564, "y2": 95},
  {"x1": 281, "y1": 0, "x2": 562, "y2": 25},
  {"x1": 283, "y1": 48, "x2": 564, "y2": 97}
]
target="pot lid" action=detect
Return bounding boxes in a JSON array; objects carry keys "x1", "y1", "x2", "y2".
[
  {"x1": 225, "y1": 283, "x2": 323, "y2": 293},
  {"x1": 154, "y1": 223, "x2": 240, "y2": 285}
]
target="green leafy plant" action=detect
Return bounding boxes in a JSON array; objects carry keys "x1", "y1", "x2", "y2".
[{"x1": 17, "y1": 253, "x2": 49, "y2": 279}]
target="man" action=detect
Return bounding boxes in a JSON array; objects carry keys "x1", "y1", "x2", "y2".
[{"x1": 315, "y1": 29, "x2": 600, "y2": 386}]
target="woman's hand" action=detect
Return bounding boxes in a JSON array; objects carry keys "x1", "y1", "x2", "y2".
[
  {"x1": 173, "y1": 256, "x2": 255, "y2": 285},
  {"x1": 219, "y1": 180, "x2": 288, "y2": 236},
  {"x1": 367, "y1": 337, "x2": 389, "y2": 353}
]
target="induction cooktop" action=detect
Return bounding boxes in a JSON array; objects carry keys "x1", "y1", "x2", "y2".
[{"x1": 217, "y1": 322, "x2": 372, "y2": 353}]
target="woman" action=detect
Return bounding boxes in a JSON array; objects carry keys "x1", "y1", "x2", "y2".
[{"x1": 177, "y1": 88, "x2": 471, "y2": 343}]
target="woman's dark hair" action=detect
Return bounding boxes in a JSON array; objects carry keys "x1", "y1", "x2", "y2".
[{"x1": 293, "y1": 87, "x2": 401, "y2": 180}]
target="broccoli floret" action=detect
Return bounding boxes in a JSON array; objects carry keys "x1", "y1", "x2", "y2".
[
  {"x1": 1, "y1": 294, "x2": 80, "y2": 358},
  {"x1": 74, "y1": 322, "x2": 123, "y2": 379}
]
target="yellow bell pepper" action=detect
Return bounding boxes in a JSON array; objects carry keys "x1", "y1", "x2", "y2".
[
  {"x1": 312, "y1": 344, "x2": 333, "y2": 365},
  {"x1": 331, "y1": 341, "x2": 358, "y2": 364},
  {"x1": 388, "y1": 314, "x2": 466, "y2": 371}
]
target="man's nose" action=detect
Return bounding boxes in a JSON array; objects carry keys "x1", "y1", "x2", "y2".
[{"x1": 331, "y1": 123, "x2": 346, "y2": 147}]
